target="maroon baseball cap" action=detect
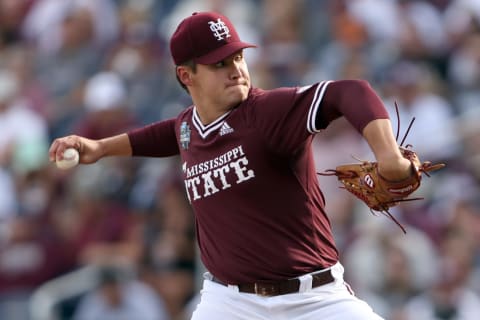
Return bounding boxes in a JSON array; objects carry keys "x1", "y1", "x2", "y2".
[{"x1": 170, "y1": 12, "x2": 257, "y2": 65}]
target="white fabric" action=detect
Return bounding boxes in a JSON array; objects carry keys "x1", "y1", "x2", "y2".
[
  {"x1": 192, "y1": 262, "x2": 384, "y2": 320},
  {"x1": 297, "y1": 274, "x2": 312, "y2": 293}
]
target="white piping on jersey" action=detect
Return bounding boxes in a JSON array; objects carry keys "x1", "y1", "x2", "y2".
[
  {"x1": 297, "y1": 84, "x2": 313, "y2": 94},
  {"x1": 192, "y1": 107, "x2": 232, "y2": 139},
  {"x1": 306, "y1": 80, "x2": 332, "y2": 134}
]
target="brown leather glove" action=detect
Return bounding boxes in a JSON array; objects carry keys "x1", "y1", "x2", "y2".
[{"x1": 319, "y1": 146, "x2": 444, "y2": 233}]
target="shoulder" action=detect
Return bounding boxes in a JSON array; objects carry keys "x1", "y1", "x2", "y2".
[
  {"x1": 247, "y1": 83, "x2": 333, "y2": 102},
  {"x1": 246, "y1": 83, "x2": 332, "y2": 111},
  {"x1": 248, "y1": 86, "x2": 296, "y2": 100},
  {"x1": 178, "y1": 105, "x2": 194, "y2": 118},
  {"x1": 175, "y1": 105, "x2": 194, "y2": 125},
  {"x1": 245, "y1": 87, "x2": 299, "y2": 110}
]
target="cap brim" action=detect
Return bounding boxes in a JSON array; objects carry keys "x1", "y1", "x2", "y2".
[{"x1": 194, "y1": 42, "x2": 257, "y2": 65}]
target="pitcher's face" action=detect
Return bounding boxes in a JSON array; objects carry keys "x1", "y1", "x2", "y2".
[{"x1": 192, "y1": 50, "x2": 251, "y2": 111}]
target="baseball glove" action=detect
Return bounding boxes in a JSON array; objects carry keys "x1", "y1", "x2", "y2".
[{"x1": 318, "y1": 103, "x2": 445, "y2": 233}]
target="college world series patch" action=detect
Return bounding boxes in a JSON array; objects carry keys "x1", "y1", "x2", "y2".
[{"x1": 180, "y1": 121, "x2": 191, "y2": 149}]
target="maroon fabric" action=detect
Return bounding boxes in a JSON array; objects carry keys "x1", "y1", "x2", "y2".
[
  {"x1": 169, "y1": 11, "x2": 256, "y2": 65},
  {"x1": 128, "y1": 118, "x2": 179, "y2": 157},
  {"x1": 318, "y1": 79, "x2": 390, "y2": 133},
  {"x1": 127, "y1": 80, "x2": 390, "y2": 284}
]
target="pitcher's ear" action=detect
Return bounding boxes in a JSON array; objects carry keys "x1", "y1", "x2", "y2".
[{"x1": 176, "y1": 66, "x2": 192, "y2": 87}]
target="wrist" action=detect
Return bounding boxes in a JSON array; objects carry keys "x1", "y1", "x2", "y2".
[
  {"x1": 97, "y1": 139, "x2": 107, "y2": 158},
  {"x1": 377, "y1": 157, "x2": 412, "y2": 181}
]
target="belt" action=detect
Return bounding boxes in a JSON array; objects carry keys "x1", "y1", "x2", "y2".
[{"x1": 211, "y1": 269, "x2": 335, "y2": 297}]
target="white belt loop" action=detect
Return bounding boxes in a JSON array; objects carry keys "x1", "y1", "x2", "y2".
[
  {"x1": 205, "y1": 272, "x2": 240, "y2": 292},
  {"x1": 298, "y1": 274, "x2": 313, "y2": 293},
  {"x1": 203, "y1": 272, "x2": 213, "y2": 280},
  {"x1": 330, "y1": 261, "x2": 344, "y2": 282},
  {"x1": 227, "y1": 284, "x2": 240, "y2": 292}
]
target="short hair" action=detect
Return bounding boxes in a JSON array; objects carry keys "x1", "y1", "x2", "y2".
[{"x1": 176, "y1": 60, "x2": 197, "y2": 94}]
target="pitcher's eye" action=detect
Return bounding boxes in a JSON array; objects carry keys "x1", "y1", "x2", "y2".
[
  {"x1": 234, "y1": 53, "x2": 243, "y2": 61},
  {"x1": 214, "y1": 61, "x2": 225, "y2": 68}
]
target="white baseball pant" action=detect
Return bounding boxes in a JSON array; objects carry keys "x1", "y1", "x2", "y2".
[{"x1": 191, "y1": 262, "x2": 384, "y2": 320}]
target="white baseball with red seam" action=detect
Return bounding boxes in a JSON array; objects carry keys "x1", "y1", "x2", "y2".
[{"x1": 56, "y1": 148, "x2": 79, "y2": 170}]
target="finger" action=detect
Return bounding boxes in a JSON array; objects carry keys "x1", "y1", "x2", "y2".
[
  {"x1": 56, "y1": 136, "x2": 75, "y2": 161},
  {"x1": 55, "y1": 143, "x2": 67, "y2": 161},
  {"x1": 49, "y1": 139, "x2": 61, "y2": 162},
  {"x1": 52, "y1": 138, "x2": 69, "y2": 161},
  {"x1": 50, "y1": 136, "x2": 80, "y2": 161}
]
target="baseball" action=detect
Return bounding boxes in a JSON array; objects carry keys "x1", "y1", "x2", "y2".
[{"x1": 56, "y1": 148, "x2": 79, "y2": 170}]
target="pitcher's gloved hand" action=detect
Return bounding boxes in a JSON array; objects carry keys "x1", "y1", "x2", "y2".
[{"x1": 318, "y1": 103, "x2": 445, "y2": 233}]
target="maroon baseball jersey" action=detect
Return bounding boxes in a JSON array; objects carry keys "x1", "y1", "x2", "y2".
[{"x1": 128, "y1": 80, "x2": 388, "y2": 284}]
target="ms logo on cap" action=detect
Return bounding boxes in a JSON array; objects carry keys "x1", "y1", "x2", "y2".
[
  {"x1": 209, "y1": 18, "x2": 231, "y2": 41},
  {"x1": 170, "y1": 11, "x2": 256, "y2": 65}
]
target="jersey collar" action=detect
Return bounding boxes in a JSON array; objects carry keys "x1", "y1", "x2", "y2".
[{"x1": 192, "y1": 107, "x2": 232, "y2": 139}]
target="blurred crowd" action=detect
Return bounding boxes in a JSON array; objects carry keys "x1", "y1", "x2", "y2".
[{"x1": 0, "y1": 0, "x2": 479, "y2": 319}]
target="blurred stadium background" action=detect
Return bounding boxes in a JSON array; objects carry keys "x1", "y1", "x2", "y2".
[{"x1": 1, "y1": 0, "x2": 479, "y2": 319}]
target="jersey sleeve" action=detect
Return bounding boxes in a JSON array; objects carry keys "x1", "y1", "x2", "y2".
[
  {"x1": 248, "y1": 80, "x2": 389, "y2": 155},
  {"x1": 317, "y1": 80, "x2": 390, "y2": 133},
  {"x1": 127, "y1": 118, "x2": 179, "y2": 157}
]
